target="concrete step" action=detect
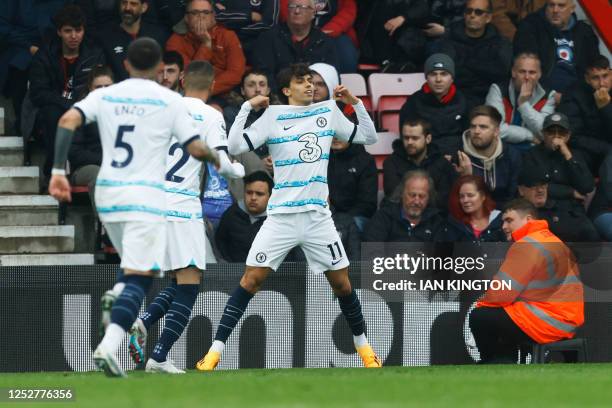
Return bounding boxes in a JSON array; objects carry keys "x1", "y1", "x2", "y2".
[
  {"x1": 0, "y1": 225, "x2": 74, "y2": 254},
  {"x1": 0, "y1": 253, "x2": 94, "y2": 266},
  {"x1": 0, "y1": 166, "x2": 39, "y2": 194},
  {"x1": 0, "y1": 107, "x2": 4, "y2": 135},
  {"x1": 0, "y1": 137, "x2": 24, "y2": 166},
  {"x1": 0, "y1": 195, "x2": 58, "y2": 226}
]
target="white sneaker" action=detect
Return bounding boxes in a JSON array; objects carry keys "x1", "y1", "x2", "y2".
[
  {"x1": 128, "y1": 318, "x2": 147, "y2": 364},
  {"x1": 93, "y1": 346, "x2": 127, "y2": 378},
  {"x1": 99, "y1": 290, "x2": 117, "y2": 336},
  {"x1": 145, "y1": 358, "x2": 185, "y2": 374}
]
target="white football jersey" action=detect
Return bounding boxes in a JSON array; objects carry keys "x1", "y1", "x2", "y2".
[
  {"x1": 228, "y1": 100, "x2": 377, "y2": 215},
  {"x1": 165, "y1": 97, "x2": 227, "y2": 221},
  {"x1": 74, "y1": 78, "x2": 199, "y2": 222}
]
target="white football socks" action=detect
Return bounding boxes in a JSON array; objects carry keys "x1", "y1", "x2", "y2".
[
  {"x1": 210, "y1": 340, "x2": 225, "y2": 354},
  {"x1": 353, "y1": 334, "x2": 369, "y2": 348},
  {"x1": 98, "y1": 323, "x2": 126, "y2": 354}
]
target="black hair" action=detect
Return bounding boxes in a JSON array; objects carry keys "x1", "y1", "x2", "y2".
[
  {"x1": 54, "y1": 4, "x2": 86, "y2": 29},
  {"x1": 276, "y1": 63, "x2": 313, "y2": 104},
  {"x1": 469, "y1": 105, "x2": 502, "y2": 127},
  {"x1": 244, "y1": 171, "x2": 274, "y2": 195},
  {"x1": 163, "y1": 51, "x2": 184, "y2": 71},
  {"x1": 586, "y1": 54, "x2": 610, "y2": 72},
  {"x1": 401, "y1": 117, "x2": 432, "y2": 136},
  {"x1": 127, "y1": 37, "x2": 162, "y2": 71}
]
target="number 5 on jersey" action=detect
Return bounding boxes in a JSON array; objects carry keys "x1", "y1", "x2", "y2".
[{"x1": 111, "y1": 125, "x2": 134, "y2": 168}]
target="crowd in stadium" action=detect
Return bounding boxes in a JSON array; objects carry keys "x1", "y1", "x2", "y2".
[{"x1": 1, "y1": 0, "x2": 611, "y2": 260}]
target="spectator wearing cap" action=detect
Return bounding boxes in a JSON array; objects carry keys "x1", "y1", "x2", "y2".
[
  {"x1": 363, "y1": 170, "x2": 446, "y2": 242},
  {"x1": 213, "y1": 0, "x2": 279, "y2": 64},
  {"x1": 558, "y1": 55, "x2": 612, "y2": 174},
  {"x1": 433, "y1": 0, "x2": 512, "y2": 110},
  {"x1": 450, "y1": 105, "x2": 522, "y2": 208},
  {"x1": 95, "y1": 0, "x2": 168, "y2": 81},
  {"x1": 513, "y1": 0, "x2": 600, "y2": 102},
  {"x1": 522, "y1": 112, "x2": 595, "y2": 213},
  {"x1": 399, "y1": 53, "x2": 468, "y2": 155},
  {"x1": 486, "y1": 52, "x2": 556, "y2": 146},
  {"x1": 28, "y1": 4, "x2": 106, "y2": 178},
  {"x1": 252, "y1": 0, "x2": 338, "y2": 84},
  {"x1": 518, "y1": 163, "x2": 599, "y2": 242},
  {"x1": 166, "y1": 0, "x2": 246, "y2": 96}
]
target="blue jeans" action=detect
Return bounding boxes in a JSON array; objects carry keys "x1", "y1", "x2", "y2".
[
  {"x1": 593, "y1": 213, "x2": 612, "y2": 241},
  {"x1": 331, "y1": 34, "x2": 358, "y2": 73},
  {"x1": 353, "y1": 215, "x2": 368, "y2": 233}
]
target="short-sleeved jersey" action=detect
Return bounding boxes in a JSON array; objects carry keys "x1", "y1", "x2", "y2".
[
  {"x1": 165, "y1": 97, "x2": 227, "y2": 221},
  {"x1": 74, "y1": 78, "x2": 199, "y2": 222},
  {"x1": 242, "y1": 100, "x2": 359, "y2": 215}
]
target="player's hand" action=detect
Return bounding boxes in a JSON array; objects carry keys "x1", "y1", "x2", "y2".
[
  {"x1": 195, "y1": 20, "x2": 212, "y2": 48},
  {"x1": 206, "y1": 146, "x2": 221, "y2": 168},
  {"x1": 594, "y1": 88, "x2": 611, "y2": 109},
  {"x1": 49, "y1": 175, "x2": 72, "y2": 203},
  {"x1": 518, "y1": 80, "x2": 535, "y2": 106},
  {"x1": 333, "y1": 85, "x2": 359, "y2": 105},
  {"x1": 384, "y1": 16, "x2": 405, "y2": 36},
  {"x1": 262, "y1": 155, "x2": 273, "y2": 173},
  {"x1": 423, "y1": 23, "x2": 445, "y2": 37},
  {"x1": 248, "y1": 95, "x2": 269, "y2": 110}
]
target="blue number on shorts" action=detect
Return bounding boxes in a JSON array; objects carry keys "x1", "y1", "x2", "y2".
[
  {"x1": 111, "y1": 125, "x2": 135, "y2": 168},
  {"x1": 165, "y1": 142, "x2": 189, "y2": 183},
  {"x1": 298, "y1": 133, "x2": 323, "y2": 163}
]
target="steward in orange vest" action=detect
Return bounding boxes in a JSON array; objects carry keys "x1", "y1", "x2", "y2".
[{"x1": 469, "y1": 198, "x2": 584, "y2": 363}]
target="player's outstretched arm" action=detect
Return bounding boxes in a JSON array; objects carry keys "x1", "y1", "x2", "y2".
[
  {"x1": 334, "y1": 85, "x2": 378, "y2": 145},
  {"x1": 227, "y1": 95, "x2": 269, "y2": 155},
  {"x1": 186, "y1": 138, "x2": 221, "y2": 167},
  {"x1": 48, "y1": 109, "x2": 84, "y2": 202},
  {"x1": 217, "y1": 150, "x2": 245, "y2": 179}
]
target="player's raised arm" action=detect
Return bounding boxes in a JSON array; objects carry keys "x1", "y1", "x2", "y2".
[
  {"x1": 202, "y1": 109, "x2": 245, "y2": 179},
  {"x1": 227, "y1": 95, "x2": 270, "y2": 155},
  {"x1": 48, "y1": 108, "x2": 85, "y2": 202},
  {"x1": 185, "y1": 138, "x2": 221, "y2": 168},
  {"x1": 333, "y1": 85, "x2": 378, "y2": 145}
]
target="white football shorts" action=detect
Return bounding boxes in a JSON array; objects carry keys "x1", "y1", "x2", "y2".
[
  {"x1": 104, "y1": 221, "x2": 166, "y2": 275},
  {"x1": 164, "y1": 218, "x2": 207, "y2": 272},
  {"x1": 246, "y1": 211, "x2": 349, "y2": 274}
]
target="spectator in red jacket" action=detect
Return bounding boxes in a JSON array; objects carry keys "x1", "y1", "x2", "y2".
[
  {"x1": 166, "y1": 0, "x2": 246, "y2": 96},
  {"x1": 279, "y1": 0, "x2": 358, "y2": 73}
]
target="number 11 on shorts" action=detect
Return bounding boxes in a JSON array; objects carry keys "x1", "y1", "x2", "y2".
[{"x1": 327, "y1": 241, "x2": 343, "y2": 261}]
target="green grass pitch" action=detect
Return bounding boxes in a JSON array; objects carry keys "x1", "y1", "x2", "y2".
[{"x1": 1, "y1": 364, "x2": 612, "y2": 407}]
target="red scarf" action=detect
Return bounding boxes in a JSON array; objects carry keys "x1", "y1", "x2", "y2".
[{"x1": 422, "y1": 83, "x2": 457, "y2": 105}]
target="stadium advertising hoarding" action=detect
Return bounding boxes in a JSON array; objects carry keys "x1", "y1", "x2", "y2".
[{"x1": 2, "y1": 243, "x2": 612, "y2": 372}]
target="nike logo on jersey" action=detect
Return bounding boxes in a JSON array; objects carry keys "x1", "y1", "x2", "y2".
[
  {"x1": 283, "y1": 125, "x2": 296, "y2": 131},
  {"x1": 331, "y1": 258, "x2": 344, "y2": 266}
]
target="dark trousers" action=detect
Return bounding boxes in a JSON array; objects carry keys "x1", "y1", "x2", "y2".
[{"x1": 469, "y1": 306, "x2": 534, "y2": 363}]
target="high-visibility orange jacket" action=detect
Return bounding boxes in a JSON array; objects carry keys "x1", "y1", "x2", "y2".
[
  {"x1": 166, "y1": 25, "x2": 246, "y2": 96},
  {"x1": 477, "y1": 219, "x2": 584, "y2": 344}
]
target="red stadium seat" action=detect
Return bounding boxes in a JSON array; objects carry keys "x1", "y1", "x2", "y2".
[
  {"x1": 365, "y1": 132, "x2": 399, "y2": 191},
  {"x1": 368, "y1": 73, "x2": 426, "y2": 130},
  {"x1": 340, "y1": 73, "x2": 373, "y2": 117}
]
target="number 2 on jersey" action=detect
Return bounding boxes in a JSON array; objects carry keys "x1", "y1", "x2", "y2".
[
  {"x1": 165, "y1": 142, "x2": 189, "y2": 183},
  {"x1": 111, "y1": 125, "x2": 134, "y2": 168}
]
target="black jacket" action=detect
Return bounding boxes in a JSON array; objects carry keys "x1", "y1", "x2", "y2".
[
  {"x1": 382, "y1": 139, "x2": 455, "y2": 209},
  {"x1": 95, "y1": 22, "x2": 168, "y2": 81},
  {"x1": 538, "y1": 199, "x2": 600, "y2": 242},
  {"x1": 429, "y1": 0, "x2": 466, "y2": 29},
  {"x1": 68, "y1": 123, "x2": 102, "y2": 172},
  {"x1": 328, "y1": 144, "x2": 378, "y2": 218},
  {"x1": 363, "y1": 203, "x2": 446, "y2": 242},
  {"x1": 215, "y1": 202, "x2": 266, "y2": 262},
  {"x1": 558, "y1": 81, "x2": 612, "y2": 159},
  {"x1": 513, "y1": 8, "x2": 599, "y2": 92},
  {"x1": 589, "y1": 154, "x2": 612, "y2": 220},
  {"x1": 253, "y1": 23, "x2": 338, "y2": 83},
  {"x1": 214, "y1": 0, "x2": 278, "y2": 40},
  {"x1": 434, "y1": 21, "x2": 512, "y2": 109},
  {"x1": 443, "y1": 212, "x2": 506, "y2": 242},
  {"x1": 465, "y1": 141, "x2": 522, "y2": 208},
  {"x1": 331, "y1": 211, "x2": 361, "y2": 260},
  {"x1": 522, "y1": 144, "x2": 595, "y2": 210},
  {"x1": 29, "y1": 37, "x2": 105, "y2": 110},
  {"x1": 398, "y1": 85, "x2": 468, "y2": 154}
]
